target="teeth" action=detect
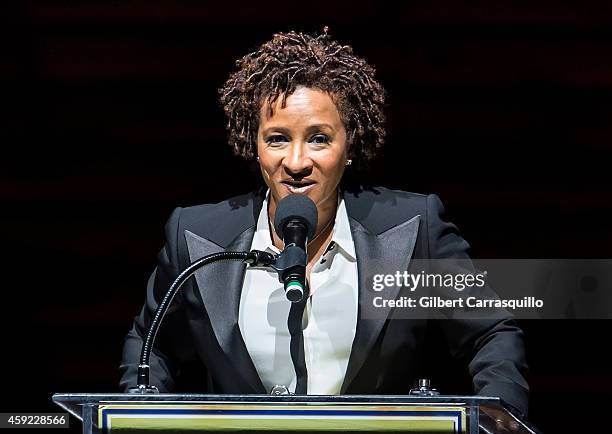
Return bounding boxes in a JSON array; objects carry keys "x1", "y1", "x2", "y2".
[{"x1": 283, "y1": 182, "x2": 314, "y2": 192}]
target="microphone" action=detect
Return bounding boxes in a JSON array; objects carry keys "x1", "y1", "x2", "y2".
[
  {"x1": 129, "y1": 196, "x2": 318, "y2": 392},
  {"x1": 273, "y1": 194, "x2": 318, "y2": 302}
]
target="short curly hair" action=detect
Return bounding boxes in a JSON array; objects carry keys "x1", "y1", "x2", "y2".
[{"x1": 218, "y1": 27, "x2": 387, "y2": 171}]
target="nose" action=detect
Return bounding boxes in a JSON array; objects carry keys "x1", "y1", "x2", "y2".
[{"x1": 283, "y1": 142, "x2": 313, "y2": 177}]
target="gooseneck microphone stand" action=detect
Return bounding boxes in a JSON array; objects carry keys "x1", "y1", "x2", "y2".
[
  {"x1": 129, "y1": 247, "x2": 309, "y2": 393},
  {"x1": 129, "y1": 250, "x2": 276, "y2": 393}
]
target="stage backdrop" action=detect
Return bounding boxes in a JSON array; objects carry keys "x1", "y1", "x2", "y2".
[{"x1": 2, "y1": 2, "x2": 611, "y2": 433}]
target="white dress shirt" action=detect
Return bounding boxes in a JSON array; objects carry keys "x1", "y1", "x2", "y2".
[{"x1": 238, "y1": 191, "x2": 358, "y2": 394}]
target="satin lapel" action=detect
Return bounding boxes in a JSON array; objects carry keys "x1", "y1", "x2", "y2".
[
  {"x1": 184, "y1": 228, "x2": 266, "y2": 393},
  {"x1": 340, "y1": 215, "x2": 421, "y2": 393}
]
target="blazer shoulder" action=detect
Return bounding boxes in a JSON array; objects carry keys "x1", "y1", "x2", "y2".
[
  {"x1": 171, "y1": 190, "x2": 263, "y2": 248},
  {"x1": 344, "y1": 185, "x2": 430, "y2": 234}
]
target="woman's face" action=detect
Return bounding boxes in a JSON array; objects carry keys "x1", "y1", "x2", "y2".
[{"x1": 257, "y1": 86, "x2": 348, "y2": 217}]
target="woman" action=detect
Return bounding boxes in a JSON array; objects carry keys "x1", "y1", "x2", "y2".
[{"x1": 120, "y1": 28, "x2": 529, "y2": 421}]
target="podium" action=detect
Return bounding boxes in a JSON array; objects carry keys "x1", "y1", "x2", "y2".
[{"x1": 52, "y1": 393, "x2": 539, "y2": 434}]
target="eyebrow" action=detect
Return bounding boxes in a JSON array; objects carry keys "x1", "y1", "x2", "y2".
[{"x1": 261, "y1": 123, "x2": 335, "y2": 136}]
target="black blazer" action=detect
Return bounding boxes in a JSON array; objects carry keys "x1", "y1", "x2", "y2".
[{"x1": 120, "y1": 186, "x2": 529, "y2": 416}]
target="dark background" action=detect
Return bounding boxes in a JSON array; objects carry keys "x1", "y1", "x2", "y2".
[{"x1": 2, "y1": 1, "x2": 611, "y2": 433}]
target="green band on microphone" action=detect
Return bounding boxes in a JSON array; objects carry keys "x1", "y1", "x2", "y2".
[{"x1": 286, "y1": 281, "x2": 304, "y2": 292}]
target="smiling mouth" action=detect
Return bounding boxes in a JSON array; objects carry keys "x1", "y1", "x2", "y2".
[{"x1": 281, "y1": 180, "x2": 316, "y2": 193}]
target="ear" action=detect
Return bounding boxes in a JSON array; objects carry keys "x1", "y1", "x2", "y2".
[{"x1": 346, "y1": 129, "x2": 356, "y2": 159}]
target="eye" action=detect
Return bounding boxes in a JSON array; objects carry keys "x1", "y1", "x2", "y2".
[
  {"x1": 266, "y1": 135, "x2": 288, "y2": 145},
  {"x1": 310, "y1": 134, "x2": 330, "y2": 144}
]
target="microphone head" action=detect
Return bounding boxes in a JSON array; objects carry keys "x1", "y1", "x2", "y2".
[{"x1": 274, "y1": 194, "x2": 318, "y2": 240}]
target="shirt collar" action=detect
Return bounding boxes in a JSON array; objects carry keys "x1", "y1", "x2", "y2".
[
  {"x1": 330, "y1": 195, "x2": 356, "y2": 261},
  {"x1": 255, "y1": 190, "x2": 356, "y2": 261}
]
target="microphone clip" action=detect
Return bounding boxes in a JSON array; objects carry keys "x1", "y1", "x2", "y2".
[
  {"x1": 268, "y1": 245, "x2": 306, "y2": 274},
  {"x1": 246, "y1": 247, "x2": 306, "y2": 276},
  {"x1": 248, "y1": 246, "x2": 308, "y2": 303}
]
